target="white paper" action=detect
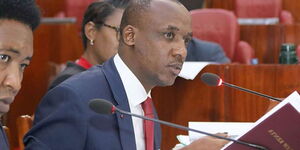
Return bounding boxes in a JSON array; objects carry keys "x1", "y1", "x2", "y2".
[
  {"x1": 188, "y1": 122, "x2": 254, "y2": 142},
  {"x1": 238, "y1": 17, "x2": 279, "y2": 25},
  {"x1": 178, "y1": 62, "x2": 212, "y2": 80}
]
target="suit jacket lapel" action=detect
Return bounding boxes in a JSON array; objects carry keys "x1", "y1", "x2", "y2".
[{"x1": 102, "y1": 58, "x2": 137, "y2": 150}]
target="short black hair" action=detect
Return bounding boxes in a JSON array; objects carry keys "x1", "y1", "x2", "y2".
[
  {"x1": 0, "y1": 0, "x2": 41, "y2": 30},
  {"x1": 119, "y1": 0, "x2": 151, "y2": 35},
  {"x1": 119, "y1": 0, "x2": 181, "y2": 42},
  {"x1": 81, "y1": 0, "x2": 130, "y2": 49}
]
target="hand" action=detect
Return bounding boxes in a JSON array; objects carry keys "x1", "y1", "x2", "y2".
[{"x1": 180, "y1": 133, "x2": 229, "y2": 150}]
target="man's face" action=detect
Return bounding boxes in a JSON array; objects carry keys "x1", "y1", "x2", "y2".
[
  {"x1": 0, "y1": 20, "x2": 33, "y2": 116},
  {"x1": 130, "y1": 1, "x2": 192, "y2": 89}
]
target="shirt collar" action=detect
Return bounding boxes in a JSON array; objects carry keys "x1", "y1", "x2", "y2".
[{"x1": 114, "y1": 54, "x2": 148, "y2": 107}]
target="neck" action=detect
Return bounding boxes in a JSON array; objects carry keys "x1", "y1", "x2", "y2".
[
  {"x1": 118, "y1": 48, "x2": 154, "y2": 93},
  {"x1": 82, "y1": 48, "x2": 104, "y2": 65}
]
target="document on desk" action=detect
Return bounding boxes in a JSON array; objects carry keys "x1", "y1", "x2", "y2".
[
  {"x1": 223, "y1": 91, "x2": 300, "y2": 150},
  {"x1": 188, "y1": 122, "x2": 254, "y2": 142},
  {"x1": 178, "y1": 62, "x2": 213, "y2": 80}
]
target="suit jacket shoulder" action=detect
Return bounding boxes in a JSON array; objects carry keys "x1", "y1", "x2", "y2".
[
  {"x1": 186, "y1": 38, "x2": 231, "y2": 63},
  {"x1": 0, "y1": 126, "x2": 9, "y2": 150},
  {"x1": 24, "y1": 58, "x2": 161, "y2": 150},
  {"x1": 24, "y1": 59, "x2": 137, "y2": 150}
]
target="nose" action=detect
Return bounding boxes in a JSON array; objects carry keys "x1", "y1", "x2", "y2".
[
  {"x1": 172, "y1": 40, "x2": 187, "y2": 60},
  {"x1": 3, "y1": 64, "x2": 22, "y2": 93}
]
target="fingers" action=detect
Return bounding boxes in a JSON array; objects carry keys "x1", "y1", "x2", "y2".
[
  {"x1": 214, "y1": 132, "x2": 228, "y2": 138},
  {"x1": 180, "y1": 133, "x2": 230, "y2": 150}
]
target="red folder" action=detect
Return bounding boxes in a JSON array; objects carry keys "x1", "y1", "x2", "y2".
[{"x1": 225, "y1": 103, "x2": 300, "y2": 150}]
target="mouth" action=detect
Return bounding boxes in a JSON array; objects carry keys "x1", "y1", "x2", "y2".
[
  {"x1": 0, "y1": 97, "x2": 14, "y2": 105},
  {"x1": 0, "y1": 98, "x2": 13, "y2": 114},
  {"x1": 168, "y1": 63, "x2": 183, "y2": 75}
]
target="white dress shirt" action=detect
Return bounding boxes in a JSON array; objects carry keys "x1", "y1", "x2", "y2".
[{"x1": 114, "y1": 54, "x2": 148, "y2": 150}]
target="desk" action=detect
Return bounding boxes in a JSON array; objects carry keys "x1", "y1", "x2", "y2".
[
  {"x1": 240, "y1": 24, "x2": 300, "y2": 64},
  {"x1": 240, "y1": 24, "x2": 282, "y2": 64},
  {"x1": 206, "y1": 0, "x2": 300, "y2": 23},
  {"x1": 152, "y1": 64, "x2": 300, "y2": 149}
]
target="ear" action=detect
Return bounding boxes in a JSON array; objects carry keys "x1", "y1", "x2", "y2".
[
  {"x1": 84, "y1": 21, "x2": 97, "y2": 42},
  {"x1": 121, "y1": 25, "x2": 136, "y2": 46}
]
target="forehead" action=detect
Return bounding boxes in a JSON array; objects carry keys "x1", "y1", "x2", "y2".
[
  {"x1": 0, "y1": 20, "x2": 33, "y2": 57},
  {"x1": 143, "y1": 0, "x2": 192, "y2": 32}
]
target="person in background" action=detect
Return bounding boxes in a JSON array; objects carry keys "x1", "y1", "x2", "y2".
[
  {"x1": 0, "y1": 0, "x2": 41, "y2": 149},
  {"x1": 24, "y1": 0, "x2": 227, "y2": 149},
  {"x1": 48, "y1": 0, "x2": 129, "y2": 90},
  {"x1": 49, "y1": 0, "x2": 229, "y2": 91},
  {"x1": 186, "y1": 38, "x2": 230, "y2": 63}
]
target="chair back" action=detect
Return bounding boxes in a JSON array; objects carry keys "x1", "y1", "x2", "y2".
[
  {"x1": 190, "y1": 9, "x2": 239, "y2": 60},
  {"x1": 17, "y1": 115, "x2": 33, "y2": 150}
]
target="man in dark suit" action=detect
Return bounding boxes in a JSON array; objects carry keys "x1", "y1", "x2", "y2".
[
  {"x1": 24, "y1": 0, "x2": 227, "y2": 149},
  {"x1": 0, "y1": 0, "x2": 40, "y2": 149},
  {"x1": 186, "y1": 38, "x2": 230, "y2": 63}
]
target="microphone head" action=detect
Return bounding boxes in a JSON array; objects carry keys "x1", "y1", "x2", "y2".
[
  {"x1": 89, "y1": 99, "x2": 115, "y2": 115},
  {"x1": 201, "y1": 73, "x2": 223, "y2": 86}
]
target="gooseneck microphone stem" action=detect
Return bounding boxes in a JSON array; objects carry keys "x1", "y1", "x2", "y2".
[
  {"x1": 222, "y1": 82, "x2": 282, "y2": 102},
  {"x1": 200, "y1": 73, "x2": 283, "y2": 103},
  {"x1": 115, "y1": 107, "x2": 268, "y2": 150}
]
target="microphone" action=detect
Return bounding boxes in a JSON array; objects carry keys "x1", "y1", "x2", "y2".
[
  {"x1": 89, "y1": 99, "x2": 268, "y2": 150},
  {"x1": 200, "y1": 73, "x2": 282, "y2": 102}
]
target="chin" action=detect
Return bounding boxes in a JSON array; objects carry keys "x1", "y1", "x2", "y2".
[{"x1": 158, "y1": 78, "x2": 176, "y2": 87}]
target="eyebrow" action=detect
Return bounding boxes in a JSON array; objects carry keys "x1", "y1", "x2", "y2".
[
  {"x1": 165, "y1": 25, "x2": 193, "y2": 37},
  {"x1": 166, "y1": 25, "x2": 180, "y2": 31},
  {"x1": 4, "y1": 49, "x2": 32, "y2": 61}
]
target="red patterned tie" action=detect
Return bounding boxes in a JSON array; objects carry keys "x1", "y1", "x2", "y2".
[{"x1": 142, "y1": 97, "x2": 154, "y2": 150}]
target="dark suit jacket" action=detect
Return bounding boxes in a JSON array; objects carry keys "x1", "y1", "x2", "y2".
[
  {"x1": 186, "y1": 38, "x2": 230, "y2": 63},
  {"x1": 0, "y1": 126, "x2": 9, "y2": 150},
  {"x1": 24, "y1": 58, "x2": 162, "y2": 150}
]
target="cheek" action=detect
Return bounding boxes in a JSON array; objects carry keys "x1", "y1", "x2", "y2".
[
  {"x1": 96, "y1": 32, "x2": 119, "y2": 49},
  {"x1": 0, "y1": 73, "x2": 4, "y2": 85}
]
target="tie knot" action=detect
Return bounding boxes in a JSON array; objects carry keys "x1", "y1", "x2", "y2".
[{"x1": 142, "y1": 97, "x2": 153, "y2": 116}]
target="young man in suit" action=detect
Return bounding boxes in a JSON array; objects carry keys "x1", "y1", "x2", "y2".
[
  {"x1": 25, "y1": 0, "x2": 227, "y2": 149},
  {"x1": 0, "y1": 0, "x2": 40, "y2": 149}
]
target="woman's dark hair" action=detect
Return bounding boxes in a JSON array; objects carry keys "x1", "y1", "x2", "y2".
[
  {"x1": 81, "y1": 0, "x2": 130, "y2": 49},
  {"x1": 0, "y1": 0, "x2": 41, "y2": 30}
]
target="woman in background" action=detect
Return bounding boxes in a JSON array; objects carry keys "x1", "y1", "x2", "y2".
[{"x1": 49, "y1": 0, "x2": 129, "y2": 89}]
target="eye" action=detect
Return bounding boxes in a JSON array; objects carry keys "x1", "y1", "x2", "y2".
[
  {"x1": 164, "y1": 32, "x2": 175, "y2": 40},
  {"x1": 0, "y1": 54, "x2": 10, "y2": 63},
  {"x1": 20, "y1": 63, "x2": 29, "y2": 71},
  {"x1": 184, "y1": 38, "x2": 191, "y2": 47}
]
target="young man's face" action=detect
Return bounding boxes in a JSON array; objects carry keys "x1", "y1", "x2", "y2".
[
  {"x1": 0, "y1": 20, "x2": 33, "y2": 116},
  {"x1": 131, "y1": 1, "x2": 192, "y2": 88}
]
